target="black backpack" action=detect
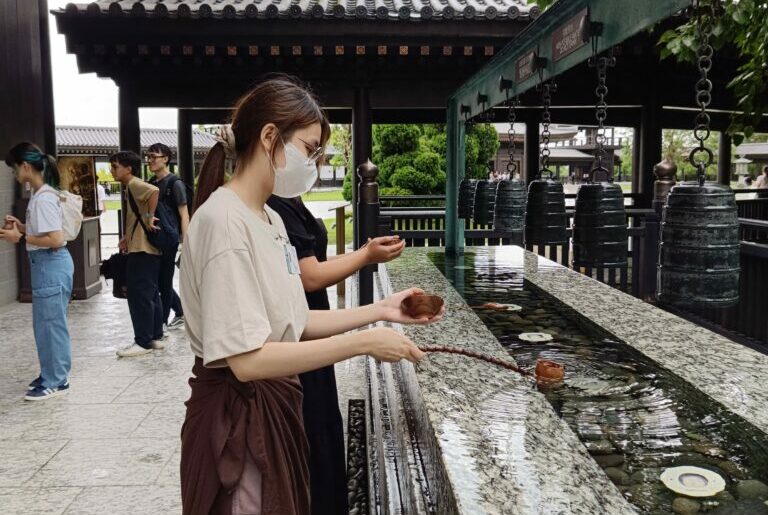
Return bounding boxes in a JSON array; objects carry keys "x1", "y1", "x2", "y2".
[
  {"x1": 127, "y1": 186, "x2": 180, "y2": 254},
  {"x1": 159, "y1": 174, "x2": 195, "y2": 222},
  {"x1": 100, "y1": 252, "x2": 128, "y2": 299}
]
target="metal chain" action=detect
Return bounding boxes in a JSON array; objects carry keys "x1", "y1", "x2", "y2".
[
  {"x1": 539, "y1": 82, "x2": 554, "y2": 178},
  {"x1": 506, "y1": 96, "x2": 519, "y2": 177},
  {"x1": 589, "y1": 38, "x2": 615, "y2": 183},
  {"x1": 688, "y1": 0, "x2": 715, "y2": 186}
]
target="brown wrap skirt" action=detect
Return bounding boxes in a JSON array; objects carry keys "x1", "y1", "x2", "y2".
[{"x1": 180, "y1": 357, "x2": 310, "y2": 515}]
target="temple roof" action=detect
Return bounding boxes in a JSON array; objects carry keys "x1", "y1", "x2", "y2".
[
  {"x1": 56, "y1": 0, "x2": 540, "y2": 22},
  {"x1": 56, "y1": 125, "x2": 217, "y2": 156}
]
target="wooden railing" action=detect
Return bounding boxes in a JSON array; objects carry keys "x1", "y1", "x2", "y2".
[{"x1": 736, "y1": 198, "x2": 768, "y2": 220}]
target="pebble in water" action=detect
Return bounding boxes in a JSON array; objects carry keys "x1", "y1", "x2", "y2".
[
  {"x1": 604, "y1": 467, "x2": 632, "y2": 486},
  {"x1": 735, "y1": 479, "x2": 768, "y2": 500},
  {"x1": 672, "y1": 497, "x2": 701, "y2": 515}
]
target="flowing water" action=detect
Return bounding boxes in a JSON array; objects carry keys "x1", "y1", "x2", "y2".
[{"x1": 433, "y1": 249, "x2": 768, "y2": 514}]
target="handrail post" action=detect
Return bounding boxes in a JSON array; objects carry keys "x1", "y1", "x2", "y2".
[
  {"x1": 335, "y1": 205, "x2": 346, "y2": 297},
  {"x1": 357, "y1": 160, "x2": 380, "y2": 306}
]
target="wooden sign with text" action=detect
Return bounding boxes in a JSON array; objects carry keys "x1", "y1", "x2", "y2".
[{"x1": 552, "y1": 8, "x2": 589, "y2": 62}]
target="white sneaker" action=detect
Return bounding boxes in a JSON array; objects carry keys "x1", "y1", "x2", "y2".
[
  {"x1": 116, "y1": 343, "x2": 153, "y2": 357},
  {"x1": 151, "y1": 340, "x2": 165, "y2": 350}
]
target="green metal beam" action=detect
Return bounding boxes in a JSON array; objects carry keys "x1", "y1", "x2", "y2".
[
  {"x1": 451, "y1": 0, "x2": 690, "y2": 115},
  {"x1": 445, "y1": 0, "x2": 690, "y2": 255},
  {"x1": 445, "y1": 99, "x2": 465, "y2": 256}
]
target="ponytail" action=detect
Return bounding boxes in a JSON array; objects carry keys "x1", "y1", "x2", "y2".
[
  {"x1": 42, "y1": 154, "x2": 61, "y2": 189},
  {"x1": 194, "y1": 142, "x2": 227, "y2": 211},
  {"x1": 4, "y1": 142, "x2": 59, "y2": 188}
]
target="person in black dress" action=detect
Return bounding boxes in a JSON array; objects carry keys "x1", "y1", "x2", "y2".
[{"x1": 267, "y1": 195, "x2": 405, "y2": 514}]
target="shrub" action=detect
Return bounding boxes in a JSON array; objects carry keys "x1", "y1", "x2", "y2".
[
  {"x1": 391, "y1": 166, "x2": 437, "y2": 194},
  {"x1": 378, "y1": 125, "x2": 421, "y2": 156}
]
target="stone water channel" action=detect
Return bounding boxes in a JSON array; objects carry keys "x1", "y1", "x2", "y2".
[
  {"x1": 373, "y1": 247, "x2": 768, "y2": 515},
  {"x1": 434, "y1": 250, "x2": 768, "y2": 514}
]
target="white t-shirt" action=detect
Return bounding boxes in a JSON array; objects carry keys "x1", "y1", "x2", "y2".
[
  {"x1": 97, "y1": 183, "x2": 106, "y2": 211},
  {"x1": 179, "y1": 187, "x2": 309, "y2": 368},
  {"x1": 25, "y1": 184, "x2": 63, "y2": 251}
]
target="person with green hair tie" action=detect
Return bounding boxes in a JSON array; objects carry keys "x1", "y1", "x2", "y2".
[{"x1": 1, "y1": 142, "x2": 74, "y2": 401}]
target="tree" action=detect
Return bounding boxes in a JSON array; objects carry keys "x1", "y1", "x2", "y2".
[
  {"x1": 341, "y1": 123, "x2": 502, "y2": 201},
  {"x1": 328, "y1": 124, "x2": 352, "y2": 172}
]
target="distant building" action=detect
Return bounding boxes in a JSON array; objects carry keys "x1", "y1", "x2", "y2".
[{"x1": 56, "y1": 126, "x2": 343, "y2": 187}]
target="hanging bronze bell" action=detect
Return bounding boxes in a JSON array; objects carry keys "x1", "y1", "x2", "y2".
[
  {"x1": 572, "y1": 177, "x2": 627, "y2": 268},
  {"x1": 473, "y1": 180, "x2": 498, "y2": 226},
  {"x1": 493, "y1": 179, "x2": 526, "y2": 245},
  {"x1": 458, "y1": 178, "x2": 478, "y2": 219},
  {"x1": 525, "y1": 176, "x2": 568, "y2": 246},
  {"x1": 657, "y1": 182, "x2": 740, "y2": 308}
]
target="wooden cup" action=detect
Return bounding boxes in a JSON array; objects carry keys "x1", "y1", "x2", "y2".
[
  {"x1": 535, "y1": 359, "x2": 565, "y2": 383},
  {"x1": 401, "y1": 293, "x2": 444, "y2": 319}
]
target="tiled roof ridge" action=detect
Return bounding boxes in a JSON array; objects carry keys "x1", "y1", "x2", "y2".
[{"x1": 55, "y1": 0, "x2": 540, "y2": 21}]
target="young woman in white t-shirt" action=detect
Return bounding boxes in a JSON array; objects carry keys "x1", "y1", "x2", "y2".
[
  {"x1": 1, "y1": 142, "x2": 74, "y2": 401},
  {"x1": 178, "y1": 76, "x2": 443, "y2": 514}
]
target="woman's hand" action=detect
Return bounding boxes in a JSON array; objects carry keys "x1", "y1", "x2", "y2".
[
  {"x1": 363, "y1": 236, "x2": 405, "y2": 264},
  {"x1": 377, "y1": 287, "x2": 445, "y2": 325},
  {"x1": 361, "y1": 327, "x2": 425, "y2": 363},
  {"x1": 0, "y1": 224, "x2": 22, "y2": 244},
  {"x1": 5, "y1": 215, "x2": 23, "y2": 232},
  {"x1": 118, "y1": 237, "x2": 128, "y2": 253}
]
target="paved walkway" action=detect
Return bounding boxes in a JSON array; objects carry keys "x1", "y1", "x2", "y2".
[{"x1": 0, "y1": 275, "x2": 365, "y2": 514}]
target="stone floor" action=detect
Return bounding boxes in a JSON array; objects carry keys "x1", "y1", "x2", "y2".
[{"x1": 0, "y1": 275, "x2": 366, "y2": 514}]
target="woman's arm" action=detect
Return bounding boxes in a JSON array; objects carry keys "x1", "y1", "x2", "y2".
[
  {"x1": 0, "y1": 226, "x2": 64, "y2": 248},
  {"x1": 178, "y1": 204, "x2": 190, "y2": 242},
  {"x1": 227, "y1": 326, "x2": 423, "y2": 382},
  {"x1": 302, "y1": 287, "x2": 444, "y2": 341},
  {"x1": 299, "y1": 236, "x2": 404, "y2": 292},
  {"x1": 26, "y1": 230, "x2": 65, "y2": 248}
]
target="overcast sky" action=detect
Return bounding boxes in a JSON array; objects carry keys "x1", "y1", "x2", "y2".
[{"x1": 49, "y1": 0, "x2": 177, "y2": 129}]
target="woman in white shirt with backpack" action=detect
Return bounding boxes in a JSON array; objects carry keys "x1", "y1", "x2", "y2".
[{"x1": 1, "y1": 142, "x2": 75, "y2": 401}]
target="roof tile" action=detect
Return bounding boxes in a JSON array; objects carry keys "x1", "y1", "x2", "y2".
[{"x1": 57, "y1": 0, "x2": 535, "y2": 20}]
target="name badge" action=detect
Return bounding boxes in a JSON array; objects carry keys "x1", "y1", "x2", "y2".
[{"x1": 284, "y1": 244, "x2": 301, "y2": 275}]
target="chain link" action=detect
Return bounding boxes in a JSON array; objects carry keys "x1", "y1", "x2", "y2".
[
  {"x1": 539, "y1": 82, "x2": 554, "y2": 177},
  {"x1": 688, "y1": 0, "x2": 715, "y2": 186},
  {"x1": 506, "y1": 96, "x2": 519, "y2": 177}
]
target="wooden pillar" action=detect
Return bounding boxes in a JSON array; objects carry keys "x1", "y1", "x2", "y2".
[
  {"x1": 524, "y1": 121, "x2": 539, "y2": 184},
  {"x1": 352, "y1": 86, "x2": 372, "y2": 250},
  {"x1": 118, "y1": 87, "x2": 141, "y2": 154},
  {"x1": 637, "y1": 84, "x2": 662, "y2": 207},
  {"x1": 118, "y1": 87, "x2": 140, "y2": 237},
  {"x1": 177, "y1": 109, "x2": 194, "y2": 190},
  {"x1": 718, "y1": 132, "x2": 731, "y2": 186}
]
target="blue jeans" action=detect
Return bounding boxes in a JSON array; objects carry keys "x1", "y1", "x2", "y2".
[{"x1": 29, "y1": 249, "x2": 74, "y2": 389}]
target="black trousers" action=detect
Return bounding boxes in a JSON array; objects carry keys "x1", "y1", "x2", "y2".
[
  {"x1": 158, "y1": 247, "x2": 182, "y2": 323},
  {"x1": 300, "y1": 366, "x2": 348, "y2": 515},
  {"x1": 126, "y1": 252, "x2": 163, "y2": 348}
]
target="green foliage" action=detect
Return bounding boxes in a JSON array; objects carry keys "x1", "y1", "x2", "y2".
[
  {"x1": 380, "y1": 186, "x2": 413, "y2": 197},
  {"x1": 413, "y1": 152, "x2": 441, "y2": 177},
  {"x1": 376, "y1": 125, "x2": 421, "y2": 155},
  {"x1": 470, "y1": 123, "x2": 501, "y2": 165},
  {"x1": 379, "y1": 152, "x2": 418, "y2": 187},
  {"x1": 527, "y1": 0, "x2": 555, "y2": 9},
  {"x1": 657, "y1": 0, "x2": 768, "y2": 138},
  {"x1": 662, "y1": 128, "x2": 722, "y2": 181},
  {"x1": 370, "y1": 123, "x2": 500, "y2": 196},
  {"x1": 342, "y1": 169, "x2": 353, "y2": 201},
  {"x1": 329, "y1": 125, "x2": 352, "y2": 171},
  {"x1": 391, "y1": 166, "x2": 437, "y2": 194}
]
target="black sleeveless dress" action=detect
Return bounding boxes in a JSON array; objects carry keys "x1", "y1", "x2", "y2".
[{"x1": 266, "y1": 196, "x2": 347, "y2": 515}]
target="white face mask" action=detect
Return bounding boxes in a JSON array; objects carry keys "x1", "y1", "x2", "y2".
[{"x1": 271, "y1": 142, "x2": 319, "y2": 198}]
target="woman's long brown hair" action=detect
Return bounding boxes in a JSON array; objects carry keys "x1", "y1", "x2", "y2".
[{"x1": 194, "y1": 75, "x2": 331, "y2": 210}]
